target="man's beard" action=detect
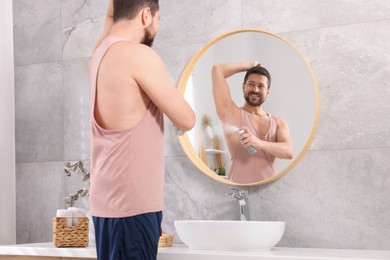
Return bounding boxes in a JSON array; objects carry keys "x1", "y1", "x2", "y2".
[
  {"x1": 244, "y1": 92, "x2": 265, "y2": 107},
  {"x1": 141, "y1": 24, "x2": 155, "y2": 47}
]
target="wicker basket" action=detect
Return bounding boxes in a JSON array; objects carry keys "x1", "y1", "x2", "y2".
[
  {"x1": 53, "y1": 217, "x2": 89, "y2": 247},
  {"x1": 158, "y1": 233, "x2": 174, "y2": 247}
]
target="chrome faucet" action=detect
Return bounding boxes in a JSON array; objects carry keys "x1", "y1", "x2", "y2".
[{"x1": 226, "y1": 187, "x2": 249, "y2": 221}]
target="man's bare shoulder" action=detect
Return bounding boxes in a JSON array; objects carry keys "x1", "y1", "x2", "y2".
[
  {"x1": 273, "y1": 115, "x2": 289, "y2": 128},
  {"x1": 109, "y1": 43, "x2": 163, "y2": 73},
  {"x1": 112, "y1": 42, "x2": 158, "y2": 59}
]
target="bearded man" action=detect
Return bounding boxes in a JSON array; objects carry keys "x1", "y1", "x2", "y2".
[
  {"x1": 89, "y1": 1, "x2": 195, "y2": 259},
  {"x1": 211, "y1": 62, "x2": 293, "y2": 184}
]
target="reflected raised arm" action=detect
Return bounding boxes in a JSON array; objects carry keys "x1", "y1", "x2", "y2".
[{"x1": 211, "y1": 61, "x2": 261, "y2": 125}]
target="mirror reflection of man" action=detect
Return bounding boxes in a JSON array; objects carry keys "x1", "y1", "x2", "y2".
[{"x1": 211, "y1": 61, "x2": 293, "y2": 184}]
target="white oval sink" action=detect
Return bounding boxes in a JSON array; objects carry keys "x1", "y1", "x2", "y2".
[{"x1": 174, "y1": 220, "x2": 285, "y2": 251}]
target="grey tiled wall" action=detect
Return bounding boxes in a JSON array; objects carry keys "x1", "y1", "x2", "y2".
[{"x1": 13, "y1": 0, "x2": 390, "y2": 249}]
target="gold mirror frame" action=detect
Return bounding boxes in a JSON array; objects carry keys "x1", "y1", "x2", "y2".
[{"x1": 177, "y1": 29, "x2": 320, "y2": 186}]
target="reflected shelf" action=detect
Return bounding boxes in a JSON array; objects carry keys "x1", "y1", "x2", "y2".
[{"x1": 205, "y1": 149, "x2": 227, "y2": 155}]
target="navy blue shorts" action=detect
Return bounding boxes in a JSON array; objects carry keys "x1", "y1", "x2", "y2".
[{"x1": 93, "y1": 212, "x2": 162, "y2": 260}]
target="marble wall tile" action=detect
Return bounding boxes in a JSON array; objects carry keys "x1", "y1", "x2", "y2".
[
  {"x1": 13, "y1": 0, "x2": 62, "y2": 65},
  {"x1": 280, "y1": 20, "x2": 390, "y2": 150},
  {"x1": 156, "y1": 0, "x2": 242, "y2": 50},
  {"x1": 14, "y1": 62, "x2": 64, "y2": 163},
  {"x1": 63, "y1": 58, "x2": 91, "y2": 160},
  {"x1": 16, "y1": 161, "x2": 65, "y2": 244},
  {"x1": 163, "y1": 156, "x2": 245, "y2": 243},
  {"x1": 249, "y1": 149, "x2": 390, "y2": 250},
  {"x1": 242, "y1": 0, "x2": 390, "y2": 33},
  {"x1": 61, "y1": 0, "x2": 106, "y2": 60}
]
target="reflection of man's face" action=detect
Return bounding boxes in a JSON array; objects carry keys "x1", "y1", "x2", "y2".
[
  {"x1": 142, "y1": 10, "x2": 160, "y2": 47},
  {"x1": 242, "y1": 73, "x2": 270, "y2": 107}
]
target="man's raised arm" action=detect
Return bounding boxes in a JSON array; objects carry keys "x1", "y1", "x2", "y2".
[
  {"x1": 92, "y1": 0, "x2": 114, "y2": 54},
  {"x1": 211, "y1": 62, "x2": 260, "y2": 122}
]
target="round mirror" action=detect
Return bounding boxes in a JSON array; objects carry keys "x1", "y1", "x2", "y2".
[{"x1": 177, "y1": 29, "x2": 319, "y2": 186}]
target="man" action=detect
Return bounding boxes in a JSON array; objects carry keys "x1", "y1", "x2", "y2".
[
  {"x1": 89, "y1": 1, "x2": 195, "y2": 259},
  {"x1": 211, "y1": 62, "x2": 293, "y2": 184}
]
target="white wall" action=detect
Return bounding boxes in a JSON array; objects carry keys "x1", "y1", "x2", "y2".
[{"x1": 0, "y1": 0, "x2": 16, "y2": 245}]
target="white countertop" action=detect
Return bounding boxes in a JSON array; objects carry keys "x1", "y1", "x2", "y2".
[
  {"x1": 0, "y1": 242, "x2": 96, "y2": 258},
  {"x1": 1, "y1": 243, "x2": 390, "y2": 260},
  {"x1": 158, "y1": 245, "x2": 390, "y2": 260}
]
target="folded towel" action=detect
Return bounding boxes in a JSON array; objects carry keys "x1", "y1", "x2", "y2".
[
  {"x1": 68, "y1": 207, "x2": 86, "y2": 226},
  {"x1": 56, "y1": 209, "x2": 73, "y2": 226}
]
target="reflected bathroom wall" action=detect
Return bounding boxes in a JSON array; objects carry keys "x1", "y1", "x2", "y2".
[{"x1": 13, "y1": 0, "x2": 390, "y2": 249}]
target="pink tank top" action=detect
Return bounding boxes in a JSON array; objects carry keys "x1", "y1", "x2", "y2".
[
  {"x1": 89, "y1": 36, "x2": 164, "y2": 217},
  {"x1": 228, "y1": 110, "x2": 277, "y2": 184}
]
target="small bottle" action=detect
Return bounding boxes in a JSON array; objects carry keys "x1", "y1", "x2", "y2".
[{"x1": 238, "y1": 129, "x2": 257, "y2": 155}]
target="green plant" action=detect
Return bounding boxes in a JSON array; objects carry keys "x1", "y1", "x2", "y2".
[{"x1": 64, "y1": 161, "x2": 90, "y2": 208}]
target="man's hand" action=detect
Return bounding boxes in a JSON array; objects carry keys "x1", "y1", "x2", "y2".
[
  {"x1": 239, "y1": 126, "x2": 261, "y2": 149},
  {"x1": 250, "y1": 61, "x2": 262, "y2": 68}
]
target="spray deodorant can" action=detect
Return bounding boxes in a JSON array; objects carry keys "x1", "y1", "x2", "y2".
[{"x1": 238, "y1": 129, "x2": 257, "y2": 155}]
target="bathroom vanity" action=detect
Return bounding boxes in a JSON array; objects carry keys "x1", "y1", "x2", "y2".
[
  {"x1": 0, "y1": 243, "x2": 96, "y2": 260},
  {"x1": 1, "y1": 243, "x2": 390, "y2": 260}
]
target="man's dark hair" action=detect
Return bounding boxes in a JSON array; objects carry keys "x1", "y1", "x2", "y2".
[
  {"x1": 243, "y1": 66, "x2": 272, "y2": 89},
  {"x1": 113, "y1": 0, "x2": 159, "y2": 23}
]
